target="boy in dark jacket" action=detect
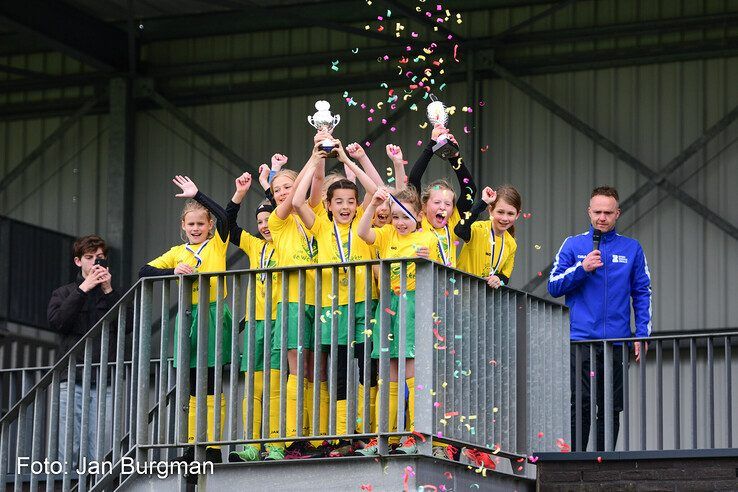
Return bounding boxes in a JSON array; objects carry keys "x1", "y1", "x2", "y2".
[{"x1": 47, "y1": 235, "x2": 120, "y2": 467}]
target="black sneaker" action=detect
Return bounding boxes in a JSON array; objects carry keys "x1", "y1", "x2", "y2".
[{"x1": 205, "y1": 447, "x2": 223, "y2": 463}]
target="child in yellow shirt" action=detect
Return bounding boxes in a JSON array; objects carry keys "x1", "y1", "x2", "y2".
[
  {"x1": 455, "y1": 186, "x2": 521, "y2": 288},
  {"x1": 138, "y1": 175, "x2": 231, "y2": 466},
  {"x1": 357, "y1": 186, "x2": 440, "y2": 456}
]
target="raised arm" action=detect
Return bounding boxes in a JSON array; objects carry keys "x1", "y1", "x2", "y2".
[
  {"x1": 454, "y1": 187, "x2": 495, "y2": 242},
  {"x1": 386, "y1": 144, "x2": 408, "y2": 191},
  {"x1": 291, "y1": 157, "x2": 319, "y2": 229},
  {"x1": 446, "y1": 137, "x2": 477, "y2": 215},
  {"x1": 308, "y1": 132, "x2": 329, "y2": 208},
  {"x1": 274, "y1": 144, "x2": 324, "y2": 220},
  {"x1": 172, "y1": 175, "x2": 228, "y2": 240},
  {"x1": 225, "y1": 172, "x2": 253, "y2": 246},
  {"x1": 358, "y1": 188, "x2": 390, "y2": 245},
  {"x1": 336, "y1": 140, "x2": 378, "y2": 209},
  {"x1": 347, "y1": 142, "x2": 384, "y2": 187}
]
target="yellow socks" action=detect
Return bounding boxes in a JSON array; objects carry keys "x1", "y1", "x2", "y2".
[
  {"x1": 387, "y1": 381, "x2": 399, "y2": 444},
  {"x1": 242, "y1": 372, "x2": 263, "y2": 449},
  {"x1": 286, "y1": 374, "x2": 299, "y2": 441},
  {"x1": 205, "y1": 394, "x2": 226, "y2": 447},
  {"x1": 406, "y1": 377, "x2": 415, "y2": 432},
  {"x1": 268, "y1": 369, "x2": 283, "y2": 448},
  {"x1": 370, "y1": 385, "x2": 378, "y2": 433},
  {"x1": 187, "y1": 395, "x2": 196, "y2": 443},
  {"x1": 357, "y1": 384, "x2": 379, "y2": 433},
  {"x1": 319, "y1": 382, "x2": 329, "y2": 436},
  {"x1": 336, "y1": 399, "x2": 348, "y2": 436}
]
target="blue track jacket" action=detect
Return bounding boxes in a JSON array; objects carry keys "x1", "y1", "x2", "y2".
[{"x1": 547, "y1": 226, "x2": 652, "y2": 341}]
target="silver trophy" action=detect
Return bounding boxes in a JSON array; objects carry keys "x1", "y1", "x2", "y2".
[
  {"x1": 426, "y1": 94, "x2": 459, "y2": 159},
  {"x1": 308, "y1": 100, "x2": 341, "y2": 156}
]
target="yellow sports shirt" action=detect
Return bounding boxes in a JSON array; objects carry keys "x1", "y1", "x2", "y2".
[
  {"x1": 421, "y1": 207, "x2": 461, "y2": 267},
  {"x1": 457, "y1": 221, "x2": 517, "y2": 280},
  {"x1": 147, "y1": 229, "x2": 229, "y2": 304},
  {"x1": 268, "y1": 211, "x2": 318, "y2": 304},
  {"x1": 372, "y1": 224, "x2": 440, "y2": 292},
  {"x1": 238, "y1": 231, "x2": 278, "y2": 320}
]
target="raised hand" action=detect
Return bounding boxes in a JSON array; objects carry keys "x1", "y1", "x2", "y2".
[
  {"x1": 172, "y1": 175, "x2": 198, "y2": 198},
  {"x1": 481, "y1": 186, "x2": 497, "y2": 205},
  {"x1": 235, "y1": 172, "x2": 252, "y2": 193},
  {"x1": 314, "y1": 130, "x2": 332, "y2": 145},
  {"x1": 386, "y1": 144, "x2": 405, "y2": 163},
  {"x1": 371, "y1": 187, "x2": 390, "y2": 207},
  {"x1": 346, "y1": 142, "x2": 366, "y2": 160},
  {"x1": 79, "y1": 265, "x2": 108, "y2": 293},
  {"x1": 334, "y1": 139, "x2": 350, "y2": 162},
  {"x1": 258, "y1": 164, "x2": 270, "y2": 189},
  {"x1": 271, "y1": 153, "x2": 288, "y2": 169},
  {"x1": 431, "y1": 123, "x2": 449, "y2": 141}
]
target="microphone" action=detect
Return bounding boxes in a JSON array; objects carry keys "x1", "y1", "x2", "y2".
[{"x1": 592, "y1": 229, "x2": 602, "y2": 251}]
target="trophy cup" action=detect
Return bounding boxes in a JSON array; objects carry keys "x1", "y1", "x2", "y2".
[
  {"x1": 308, "y1": 100, "x2": 341, "y2": 157},
  {"x1": 426, "y1": 94, "x2": 459, "y2": 159}
]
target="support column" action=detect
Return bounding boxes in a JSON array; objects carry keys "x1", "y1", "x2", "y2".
[{"x1": 107, "y1": 78, "x2": 135, "y2": 289}]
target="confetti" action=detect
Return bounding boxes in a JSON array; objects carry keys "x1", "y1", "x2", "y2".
[
  {"x1": 352, "y1": 48, "x2": 359, "y2": 54},
  {"x1": 480, "y1": 145, "x2": 489, "y2": 152},
  {"x1": 444, "y1": 472, "x2": 453, "y2": 479},
  {"x1": 534, "y1": 244, "x2": 541, "y2": 250},
  {"x1": 523, "y1": 213, "x2": 532, "y2": 219},
  {"x1": 411, "y1": 431, "x2": 427, "y2": 442},
  {"x1": 433, "y1": 328, "x2": 446, "y2": 341},
  {"x1": 360, "y1": 485, "x2": 373, "y2": 491},
  {"x1": 434, "y1": 401, "x2": 441, "y2": 407},
  {"x1": 528, "y1": 455, "x2": 539, "y2": 463},
  {"x1": 463, "y1": 126, "x2": 470, "y2": 134},
  {"x1": 537, "y1": 272, "x2": 543, "y2": 277},
  {"x1": 538, "y1": 432, "x2": 544, "y2": 438},
  {"x1": 331, "y1": 60, "x2": 340, "y2": 72},
  {"x1": 597, "y1": 456, "x2": 603, "y2": 463}
]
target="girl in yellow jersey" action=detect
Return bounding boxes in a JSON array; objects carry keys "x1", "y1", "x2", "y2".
[
  {"x1": 407, "y1": 125, "x2": 477, "y2": 270},
  {"x1": 224, "y1": 171, "x2": 283, "y2": 462},
  {"x1": 357, "y1": 186, "x2": 440, "y2": 456},
  {"x1": 292, "y1": 140, "x2": 378, "y2": 455},
  {"x1": 267, "y1": 140, "x2": 329, "y2": 457},
  {"x1": 138, "y1": 175, "x2": 231, "y2": 465},
  {"x1": 455, "y1": 186, "x2": 522, "y2": 288}
]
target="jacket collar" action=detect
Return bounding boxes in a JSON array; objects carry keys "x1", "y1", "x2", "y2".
[{"x1": 588, "y1": 225, "x2": 617, "y2": 241}]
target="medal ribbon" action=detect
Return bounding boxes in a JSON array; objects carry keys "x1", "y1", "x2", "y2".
[
  {"x1": 259, "y1": 243, "x2": 274, "y2": 282},
  {"x1": 296, "y1": 222, "x2": 316, "y2": 259},
  {"x1": 333, "y1": 221, "x2": 352, "y2": 272},
  {"x1": 185, "y1": 239, "x2": 210, "y2": 269},
  {"x1": 489, "y1": 228, "x2": 505, "y2": 276},
  {"x1": 434, "y1": 225, "x2": 451, "y2": 266}
]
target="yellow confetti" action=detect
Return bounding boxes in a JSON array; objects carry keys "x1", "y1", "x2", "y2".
[
  {"x1": 469, "y1": 415, "x2": 477, "y2": 420},
  {"x1": 535, "y1": 244, "x2": 542, "y2": 250},
  {"x1": 430, "y1": 389, "x2": 436, "y2": 396},
  {"x1": 493, "y1": 407, "x2": 499, "y2": 413},
  {"x1": 377, "y1": 378, "x2": 383, "y2": 386},
  {"x1": 328, "y1": 294, "x2": 337, "y2": 300},
  {"x1": 445, "y1": 106, "x2": 456, "y2": 115},
  {"x1": 453, "y1": 289, "x2": 459, "y2": 295},
  {"x1": 439, "y1": 418, "x2": 447, "y2": 426},
  {"x1": 419, "y1": 122, "x2": 428, "y2": 129},
  {"x1": 442, "y1": 381, "x2": 448, "y2": 388},
  {"x1": 363, "y1": 329, "x2": 373, "y2": 336}
]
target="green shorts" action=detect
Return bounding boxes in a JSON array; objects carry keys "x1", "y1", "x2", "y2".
[
  {"x1": 371, "y1": 292, "x2": 415, "y2": 359},
  {"x1": 319, "y1": 301, "x2": 368, "y2": 346},
  {"x1": 241, "y1": 319, "x2": 281, "y2": 372},
  {"x1": 174, "y1": 302, "x2": 233, "y2": 368},
  {"x1": 273, "y1": 302, "x2": 316, "y2": 351}
]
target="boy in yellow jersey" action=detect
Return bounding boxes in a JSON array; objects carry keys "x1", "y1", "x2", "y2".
[
  {"x1": 407, "y1": 125, "x2": 477, "y2": 270},
  {"x1": 138, "y1": 175, "x2": 232, "y2": 470},
  {"x1": 357, "y1": 186, "x2": 440, "y2": 456},
  {"x1": 268, "y1": 140, "x2": 331, "y2": 458},
  {"x1": 292, "y1": 140, "x2": 378, "y2": 455},
  {"x1": 223, "y1": 171, "x2": 282, "y2": 462},
  {"x1": 455, "y1": 186, "x2": 521, "y2": 288}
]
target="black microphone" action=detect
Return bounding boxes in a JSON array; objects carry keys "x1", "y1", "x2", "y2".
[{"x1": 592, "y1": 229, "x2": 602, "y2": 251}]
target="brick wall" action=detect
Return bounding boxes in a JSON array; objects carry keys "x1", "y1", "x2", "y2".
[{"x1": 536, "y1": 454, "x2": 738, "y2": 491}]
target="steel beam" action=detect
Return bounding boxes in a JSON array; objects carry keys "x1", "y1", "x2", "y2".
[
  {"x1": 521, "y1": 101, "x2": 738, "y2": 292},
  {"x1": 107, "y1": 78, "x2": 135, "y2": 289},
  {"x1": 496, "y1": 0, "x2": 578, "y2": 38},
  {"x1": 0, "y1": 0, "x2": 130, "y2": 72},
  {"x1": 142, "y1": 84, "x2": 259, "y2": 178},
  {"x1": 0, "y1": 95, "x2": 101, "y2": 196}
]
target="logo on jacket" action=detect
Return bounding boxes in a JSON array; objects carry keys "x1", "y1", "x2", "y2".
[{"x1": 611, "y1": 254, "x2": 628, "y2": 263}]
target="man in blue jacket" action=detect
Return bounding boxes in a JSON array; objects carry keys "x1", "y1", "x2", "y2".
[{"x1": 548, "y1": 186, "x2": 652, "y2": 452}]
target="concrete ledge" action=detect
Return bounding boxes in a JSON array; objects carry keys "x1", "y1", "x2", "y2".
[{"x1": 120, "y1": 455, "x2": 535, "y2": 492}]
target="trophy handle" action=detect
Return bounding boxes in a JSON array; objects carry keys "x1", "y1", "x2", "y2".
[
  {"x1": 332, "y1": 114, "x2": 341, "y2": 127},
  {"x1": 307, "y1": 115, "x2": 315, "y2": 128}
]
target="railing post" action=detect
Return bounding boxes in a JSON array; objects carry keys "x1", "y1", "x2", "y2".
[
  {"x1": 135, "y1": 279, "x2": 154, "y2": 463},
  {"x1": 515, "y1": 293, "x2": 528, "y2": 454},
  {"x1": 414, "y1": 260, "x2": 434, "y2": 455},
  {"x1": 175, "y1": 277, "x2": 193, "y2": 449},
  {"x1": 603, "y1": 340, "x2": 613, "y2": 451}
]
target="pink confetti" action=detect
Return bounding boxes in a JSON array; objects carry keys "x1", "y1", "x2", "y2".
[
  {"x1": 411, "y1": 431, "x2": 427, "y2": 442},
  {"x1": 417, "y1": 140, "x2": 423, "y2": 146},
  {"x1": 597, "y1": 456, "x2": 603, "y2": 463},
  {"x1": 523, "y1": 213, "x2": 532, "y2": 219},
  {"x1": 463, "y1": 126, "x2": 470, "y2": 134},
  {"x1": 479, "y1": 101, "x2": 486, "y2": 107},
  {"x1": 538, "y1": 432, "x2": 544, "y2": 438},
  {"x1": 434, "y1": 401, "x2": 441, "y2": 407},
  {"x1": 528, "y1": 455, "x2": 539, "y2": 463},
  {"x1": 385, "y1": 307, "x2": 396, "y2": 315},
  {"x1": 537, "y1": 272, "x2": 543, "y2": 277},
  {"x1": 453, "y1": 44, "x2": 459, "y2": 62},
  {"x1": 444, "y1": 472, "x2": 453, "y2": 479},
  {"x1": 480, "y1": 145, "x2": 489, "y2": 152},
  {"x1": 433, "y1": 328, "x2": 446, "y2": 341},
  {"x1": 411, "y1": 32, "x2": 418, "y2": 38}
]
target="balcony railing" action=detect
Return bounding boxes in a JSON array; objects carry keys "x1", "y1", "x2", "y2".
[{"x1": 0, "y1": 259, "x2": 569, "y2": 491}]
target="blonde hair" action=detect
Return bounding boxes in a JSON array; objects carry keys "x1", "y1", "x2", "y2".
[
  {"x1": 180, "y1": 199, "x2": 214, "y2": 242},
  {"x1": 421, "y1": 179, "x2": 457, "y2": 209},
  {"x1": 270, "y1": 169, "x2": 298, "y2": 194},
  {"x1": 322, "y1": 171, "x2": 347, "y2": 201}
]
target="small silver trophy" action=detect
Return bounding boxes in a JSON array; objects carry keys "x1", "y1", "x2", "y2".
[
  {"x1": 426, "y1": 94, "x2": 459, "y2": 159},
  {"x1": 308, "y1": 100, "x2": 341, "y2": 156}
]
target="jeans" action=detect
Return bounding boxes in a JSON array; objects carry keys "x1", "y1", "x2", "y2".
[
  {"x1": 57, "y1": 381, "x2": 113, "y2": 468},
  {"x1": 570, "y1": 344, "x2": 625, "y2": 452}
]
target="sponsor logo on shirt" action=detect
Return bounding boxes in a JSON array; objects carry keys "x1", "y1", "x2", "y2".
[{"x1": 611, "y1": 254, "x2": 628, "y2": 263}]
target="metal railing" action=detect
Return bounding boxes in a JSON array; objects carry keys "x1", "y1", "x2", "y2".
[
  {"x1": 0, "y1": 259, "x2": 570, "y2": 491},
  {"x1": 572, "y1": 332, "x2": 738, "y2": 452}
]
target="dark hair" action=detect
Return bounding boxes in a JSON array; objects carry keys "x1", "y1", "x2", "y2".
[
  {"x1": 73, "y1": 235, "x2": 108, "y2": 260},
  {"x1": 326, "y1": 179, "x2": 359, "y2": 221},
  {"x1": 591, "y1": 186, "x2": 619, "y2": 203},
  {"x1": 489, "y1": 185, "x2": 522, "y2": 238}
]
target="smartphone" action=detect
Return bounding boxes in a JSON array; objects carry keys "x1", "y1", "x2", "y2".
[{"x1": 94, "y1": 258, "x2": 109, "y2": 269}]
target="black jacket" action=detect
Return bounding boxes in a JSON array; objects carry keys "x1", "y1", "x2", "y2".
[{"x1": 47, "y1": 273, "x2": 122, "y2": 381}]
